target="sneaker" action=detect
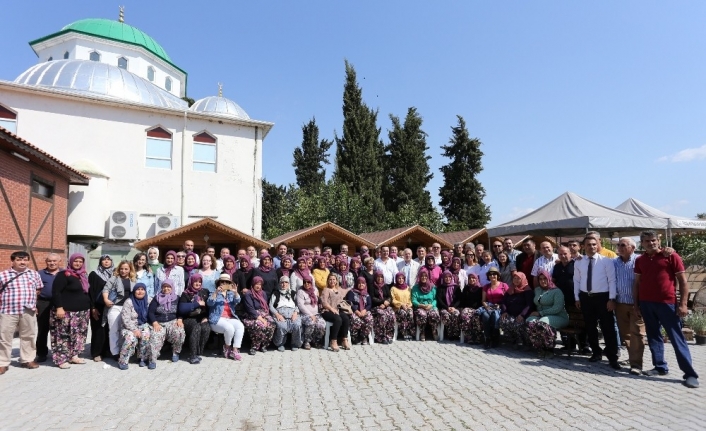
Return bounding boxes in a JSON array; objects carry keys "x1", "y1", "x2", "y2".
[
  {"x1": 171, "y1": 354, "x2": 179, "y2": 363},
  {"x1": 609, "y1": 361, "x2": 622, "y2": 371},
  {"x1": 629, "y1": 368, "x2": 641, "y2": 376},
  {"x1": 231, "y1": 349, "x2": 242, "y2": 361},
  {"x1": 382, "y1": 340, "x2": 390, "y2": 345},
  {"x1": 139, "y1": 360, "x2": 146, "y2": 368},
  {"x1": 643, "y1": 368, "x2": 668, "y2": 376},
  {"x1": 684, "y1": 376, "x2": 700, "y2": 388},
  {"x1": 118, "y1": 363, "x2": 128, "y2": 370},
  {"x1": 189, "y1": 357, "x2": 199, "y2": 365},
  {"x1": 291, "y1": 347, "x2": 299, "y2": 352},
  {"x1": 277, "y1": 346, "x2": 285, "y2": 352},
  {"x1": 248, "y1": 349, "x2": 257, "y2": 356},
  {"x1": 259, "y1": 345, "x2": 267, "y2": 353},
  {"x1": 303, "y1": 343, "x2": 311, "y2": 350},
  {"x1": 148, "y1": 362, "x2": 156, "y2": 370},
  {"x1": 223, "y1": 345, "x2": 231, "y2": 359}
]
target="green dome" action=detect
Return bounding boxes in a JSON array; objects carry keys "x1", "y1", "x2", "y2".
[{"x1": 32, "y1": 18, "x2": 171, "y2": 63}]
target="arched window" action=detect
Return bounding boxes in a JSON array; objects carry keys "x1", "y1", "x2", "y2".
[
  {"x1": 89, "y1": 51, "x2": 101, "y2": 62},
  {"x1": 165, "y1": 77, "x2": 172, "y2": 92},
  {"x1": 118, "y1": 57, "x2": 128, "y2": 70},
  {"x1": 0, "y1": 104, "x2": 18, "y2": 134},
  {"x1": 47, "y1": 57, "x2": 53, "y2": 62},
  {"x1": 147, "y1": 66, "x2": 155, "y2": 82},
  {"x1": 63, "y1": 51, "x2": 70, "y2": 60},
  {"x1": 193, "y1": 132, "x2": 217, "y2": 172},
  {"x1": 145, "y1": 127, "x2": 172, "y2": 169}
]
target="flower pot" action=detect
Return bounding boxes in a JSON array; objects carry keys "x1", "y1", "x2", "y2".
[{"x1": 696, "y1": 334, "x2": 706, "y2": 345}]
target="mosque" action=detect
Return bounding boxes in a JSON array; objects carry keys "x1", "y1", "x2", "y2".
[{"x1": 0, "y1": 9, "x2": 273, "y2": 258}]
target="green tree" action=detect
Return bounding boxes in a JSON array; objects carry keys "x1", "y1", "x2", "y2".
[
  {"x1": 261, "y1": 179, "x2": 293, "y2": 240},
  {"x1": 438, "y1": 115, "x2": 491, "y2": 230},
  {"x1": 292, "y1": 118, "x2": 333, "y2": 191},
  {"x1": 333, "y1": 60, "x2": 385, "y2": 222},
  {"x1": 383, "y1": 107, "x2": 434, "y2": 214}
]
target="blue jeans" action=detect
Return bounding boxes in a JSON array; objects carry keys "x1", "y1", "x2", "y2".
[
  {"x1": 479, "y1": 308, "x2": 501, "y2": 337},
  {"x1": 639, "y1": 301, "x2": 698, "y2": 379}
]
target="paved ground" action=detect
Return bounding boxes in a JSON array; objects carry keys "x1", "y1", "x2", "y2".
[{"x1": 0, "y1": 335, "x2": 703, "y2": 431}]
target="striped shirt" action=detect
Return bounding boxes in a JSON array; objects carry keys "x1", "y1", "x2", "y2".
[
  {"x1": 531, "y1": 254, "x2": 558, "y2": 277},
  {"x1": 614, "y1": 254, "x2": 636, "y2": 304},
  {"x1": 0, "y1": 268, "x2": 42, "y2": 314}
]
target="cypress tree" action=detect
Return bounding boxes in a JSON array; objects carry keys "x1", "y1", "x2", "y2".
[
  {"x1": 383, "y1": 107, "x2": 433, "y2": 213},
  {"x1": 292, "y1": 118, "x2": 332, "y2": 191},
  {"x1": 438, "y1": 115, "x2": 491, "y2": 229}
]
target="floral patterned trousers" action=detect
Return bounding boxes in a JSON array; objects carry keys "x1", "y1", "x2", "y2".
[
  {"x1": 499, "y1": 316, "x2": 528, "y2": 344},
  {"x1": 50, "y1": 309, "x2": 89, "y2": 365},
  {"x1": 372, "y1": 307, "x2": 396, "y2": 343},
  {"x1": 149, "y1": 320, "x2": 185, "y2": 360},
  {"x1": 414, "y1": 308, "x2": 441, "y2": 333},
  {"x1": 395, "y1": 308, "x2": 415, "y2": 338},
  {"x1": 301, "y1": 315, "x2": 326, "y2": 345},
  {"x1": 119, "y1": 324, "x2": 151, "y2": 365},
  {"x1": 243, "y1": 310, "x2": 276, "y2": 350},
  {"x1": 526, "y1": 320, "x2": 556, "y2": 350},
  {"x1": 350, "y1": 313, "x2": 374, "y2": 342},
  {"x1": 440, "y1": 309, "x2": 461, "y2": 339},
  {"x1": 460, "y1": 308, "x2": 483, "y2": 344}
]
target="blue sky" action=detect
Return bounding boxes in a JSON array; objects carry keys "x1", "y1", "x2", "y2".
[{"x1": 2, "y1": 1, "x2": 705, "y2": 224}]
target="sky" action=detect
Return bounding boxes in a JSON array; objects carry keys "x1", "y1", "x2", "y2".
[{"x1": 2, "y1": 1, "x2": 705, "y2": 225}]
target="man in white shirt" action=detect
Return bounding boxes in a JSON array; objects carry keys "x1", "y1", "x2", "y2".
[
  {"x1": 573, "y1": 236, "x2": 620, "y2": 370},
  {"x1": 389, "y1": 246, "x2": 404, "y2": 264},
  {"x1": 397, "y1": 248, "x2": 420, "y2": 286},
  {"x1": 414, "y1": 246, "x2": 426, "y2": 266},
  {"x1": 216, "y1": 247, "x2": 230, "y2": 271},
  {"x1": 531, "y1": 241, "x2": 558, "y2": 287},
  {"x1": 431, "y1": 243, "x2": 442, "y2": 264},
  {"x1": 374, "y1": 246, "x2": 398, "y2": 285},
  {"x1": 273, "y1": 243, "x2": 288, "y2": 269},
  {"x1": 247, "y1": 246, "x2": 259, "y2": 267}
]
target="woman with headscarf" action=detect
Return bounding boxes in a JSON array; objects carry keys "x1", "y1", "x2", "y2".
[
  {"x1": 346, "y1": 277, "x2": 373, "y2": 345},
  {"x1": 306, "y1": 255, "x2": 314, "y2": 270},
  {"x1": 422, "y1": 255, "x2": 442, "y2": 287},
  {"x1": 178, "y1": 274, "x2": 212, "y2": 364},
  {"x1": 207, "y1": 274, "x2": 244, "y2": 361},
  {"x1": 235, "y1": 256, "x2": 254, "y2": 295},
  {"x1": 349, "y1": 256, "x2": 362, "y2": 278},
  {"x1": 220, "y1": 255, "x2": 237, "y2": 280},
  {"x1": 336, "y1": 260, "x2": 355, "y2": 292},
  {"x1": 525, "y1": 269, "x2": 569, "y2": 356},
  {"x1": 156, "y1": 250, "x2": 185, "y2": 296},
  {"x1": 450, "y1": 257, "x2": 467, "y2": 292},
  {"x1": 50, "y1": 253, "x2": 92, "y2": 369},
  {"x1": 88, "y1": 254, "x2": 113, "y2": 361},
  {"x1": 312, "y1": 257, "x2": 330, "y2": 295},
  {"x1": 437, "y1": 270, "x2": 462, "y2": 340},
  {"x1": 118, "y1": 282, "x2": 151, "y2": 370},
  {"x1": 102, "y1": 260, "x2": 136, "y2": 357},
  {"x1": 479, "y1": 266, "x2": 509, "y2": 349},
  {"x1": 290, "y1": 257, "x2": 310, "y2": 293},
  {"x1": 296, "y1": 276, "x2": 325, "y2": 349},
  {"x1": 253, "y1": 253, "x2": 278, "y2": 295},
  {"x1": 460, "y1": 273, "x2": 484, "y2": 345},
  {"x1": 369, "y1": 270, "x2": 395, "y2": 344},
  {"x1": 147, "y1": 280, "x2": 185, "y2": 368},
  {"x1": 242, "y1": 276, "x2": 276, "y2": 355},
  {"x1": 320, "y1": 273, "x2": 352, "y2": 352},
  {"x1": 133, "y1": 252, "x2": 156, "y2": 300},
  {"x1": 499, "y1": 272, "x2": 535, "y2": 347},
  {"x1": 412, "y1": 268, "x2": 441, "y2": 341},
  {"x1": 147, "y1": 247, "x2": 162, "y2": 275},
  {"x1": 391, "y1": 272, "x2": 414, "y2": 341},
  {"x1": 183, "y1": 252, "x2": 199, "y2": 276},
  {"x1": 276, "y1": 256, "x2": 293, "y2": 281},
  {"x1": 269, "y1": 276, "x2": 303, "y2": 352},
  {"x1": 192, "y1": 253, "x2": 218, "y2": 293},
  {"x1": 439, "y1": 250, "x2": 452, "y2": 273}
]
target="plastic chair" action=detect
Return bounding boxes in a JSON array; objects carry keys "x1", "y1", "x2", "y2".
[{"x1": 324, "y1": 321, "x2": 352, "y2": 347}]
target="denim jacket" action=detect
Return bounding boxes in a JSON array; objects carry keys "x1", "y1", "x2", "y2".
[{"x1": 206, "y1": 290, "x2": 241, "y2": 325}]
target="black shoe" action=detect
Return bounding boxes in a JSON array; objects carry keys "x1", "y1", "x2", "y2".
[
  {"x1": 248, "y1": 349, "x2": 257, "y2": 356},
  {"x1": 589, "y1": 354, "x2": 602, "y2": 363},
  {"x1": 580, "y1": 347, "x2": 593, "y2": 355},
  {"x1": 382, "y1": 340, "x2": 389, "y2": 345},
  {"x1": 35, "y1": 355, "x2": 47, "y2": 363},
  {"x1": 609, "y1": 361, "x2": 622, "y2": 370}
]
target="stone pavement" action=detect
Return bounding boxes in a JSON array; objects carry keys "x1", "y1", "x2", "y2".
[{"x1": 0, "y1": 336, "x2": 704, "y2": 431}]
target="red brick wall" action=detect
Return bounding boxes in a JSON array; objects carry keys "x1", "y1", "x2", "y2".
[{"x1": 0, "y1": 150, "x2": 69, "y2": 270}]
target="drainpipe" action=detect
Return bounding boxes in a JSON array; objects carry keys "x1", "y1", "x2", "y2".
[
  {"x1": 252, "y1": 126, "x2": 259, "y2": 236},
  {"x1": 181, "y1": 110, "x2": 187, "y2": 221}
]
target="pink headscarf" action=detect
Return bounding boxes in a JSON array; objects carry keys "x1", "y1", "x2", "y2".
[
  {"x1": 64, "y1": 253, "x2": 89, "y2": 293},
  {"x1": 537, "y1": 269, "x2": 557, "y2": 289}
]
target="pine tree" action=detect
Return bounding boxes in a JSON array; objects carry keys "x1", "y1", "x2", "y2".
[
  {"x1": 438, "y1": 115, "x2": 491, "y2": 229},
  {"x1": 333, "y1": 60, "x2": 385, "y2": 228},
  {"x1": 292, "y1": 118, "x2": 332, "y2": 191},
  {"x1": 383, "y1": 107, "x2": 433, "y2": 213}
]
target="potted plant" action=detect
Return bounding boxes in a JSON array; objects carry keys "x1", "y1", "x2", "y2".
[{"x1": 684, "y1": 312, "x2": 706, "y2": 345}]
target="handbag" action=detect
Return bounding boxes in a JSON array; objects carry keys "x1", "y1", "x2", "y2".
[{"x1": 338, "y1": 300, "x2": 352, "y2": 314}]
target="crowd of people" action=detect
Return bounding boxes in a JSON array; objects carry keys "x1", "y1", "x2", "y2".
[{"x1": 0, "y1": 230, "x2": 698, "y2": 388}]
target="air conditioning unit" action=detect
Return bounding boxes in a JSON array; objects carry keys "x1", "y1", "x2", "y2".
[
  {"x1": 155, "y1": 215, "x2": 180, "y2": 235},
  {"x1": 108, "y1": 210, "x2": 138, "y2": 240}
]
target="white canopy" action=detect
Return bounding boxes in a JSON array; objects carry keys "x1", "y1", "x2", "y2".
[
  {"x1": 615, "y1": 198, "x2": 706, "y2": 230},
  {"x1": 487, "y1": 192, "x2": 669, "y2": 237}
]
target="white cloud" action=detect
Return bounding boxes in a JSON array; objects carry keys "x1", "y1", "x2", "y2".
[{"x1": 657, "y1": 145, "x2": 706, "y2": 162}]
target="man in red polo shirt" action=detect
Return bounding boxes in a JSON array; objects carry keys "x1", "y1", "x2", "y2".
[{"x1": 633, "y1": 230, "x2": 698, "y2": 388}]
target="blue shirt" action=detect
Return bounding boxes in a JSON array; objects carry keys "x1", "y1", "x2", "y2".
[
  {"x1": 38, "y1": 268, "x2": 61, "y2": 299},
  {"x1": 613, "y1": 254, "x2": 636, "y2": 304}
]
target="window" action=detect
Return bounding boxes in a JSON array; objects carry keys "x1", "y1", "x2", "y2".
[
  {"x1": 0, "y1": 104, "x2": 17, "y2": 134},
  {"x1": 165, "y1": 77, "x2": 172, "y2": 92},
  {"x1": 63, "y1": 51, "x2": 69, "y2": 60},
  {"x1": 145, "y1": 127, "x2": 172, "y2": 169},
  {"x1": 193, "y1": 132, "x2": 217, "y2": 172},
  {"x1": 118, "y1": 57, "x2": 128, "y2": 70},
  {"x1": 147, "y1": 67, "x2": 155, "y2": 82},
  {"x1": 31, "y1": 178, "x2": 54, "y2": 199},
  {"x1": 89, "y1": 51, "x2": 100, "y2": 62},
  {"x1": 47, "y1": 57, "x2": 53, "y2": 62}
]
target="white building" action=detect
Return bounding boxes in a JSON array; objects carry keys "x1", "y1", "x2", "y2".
[{"x1": 0, "y1": 14, "x2": 273, "y2": 247}]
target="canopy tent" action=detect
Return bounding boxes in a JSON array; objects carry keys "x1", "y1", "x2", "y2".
[
  {"x1": 616, "y1": 198, "x2": 706, "y2": 246},
  {"x1": 487, "y1": 192, "x2": 669, "y2": 238}
]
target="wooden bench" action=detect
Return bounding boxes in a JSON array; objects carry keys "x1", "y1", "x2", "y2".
[{"x1": 556, "y1": 307, "x2": 585, "y2": 358}]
